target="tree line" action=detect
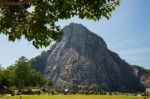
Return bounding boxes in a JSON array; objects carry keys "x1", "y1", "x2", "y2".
[{"x1": 0, "y1": 56, "x2": 52, "y2": 93}]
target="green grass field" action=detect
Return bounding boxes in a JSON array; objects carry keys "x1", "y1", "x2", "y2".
[{"x1": 0, "y1": 95, "x2": 147, "y2": 99}]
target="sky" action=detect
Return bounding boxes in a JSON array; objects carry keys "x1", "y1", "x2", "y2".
[{"x1": 0, "y1": 0, "x2": 150, "y2": 69}]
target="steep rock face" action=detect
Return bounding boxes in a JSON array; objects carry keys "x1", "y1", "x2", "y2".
[
  {"x1": 30, "y1": 44, "x2": 56, "y2": 74},
  {"x1": 30, "y1": 51, "x2": 50, "y2": 74},
  {"x1": 45, "y1": 23, "x2": 144, "y2": 92},
  {"x1": 132, "y1": 65, "x2": 150, "y2": 88}
]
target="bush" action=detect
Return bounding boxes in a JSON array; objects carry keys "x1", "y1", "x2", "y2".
[
  {"x1": 83, "y1": 91, "x2": 89, "y2": 95},
  {"x1": 9, "y1": 90, "x2": 15, "y2": 96},
  {"x1": 68, "y1": 90, "x2": 75, "y2": 94},
  {"x1": 93, "y1": 91, "x2": 99, "y2": 95},
  {"x1": 48, "y1": 89, "x2": 61, "y2": 95},
  {"x1": 88, "y1": 91, "x2": 94, "y2": 94},
  {"x1": 78, "y1": 90, "x2": 83, "y2": 94},
  {"x1": 41, "y1": 88, "x2": 47, "y2": 92},
  {"x1": 26, "y1": 89, "x2": 33, "y2": 95},
  {"x1": 108, "y1": 92, "x2": 113, "y2": 95}
]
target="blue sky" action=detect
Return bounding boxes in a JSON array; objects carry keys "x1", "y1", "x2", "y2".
[{"x1": 0, "y1": 0, "x2": 150, "y2": 69}]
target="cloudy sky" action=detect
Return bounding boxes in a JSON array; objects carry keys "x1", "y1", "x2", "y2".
[{"x1": 0, "y1": 0, "x2": 150, "y2": 69}]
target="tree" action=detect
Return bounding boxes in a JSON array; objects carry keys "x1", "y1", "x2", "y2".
[
  {"x1": 72, "y1": 84, "x2": 78, "y2": 94},
  {"x1": 47, "y1": 80, "x2": 53, "y2": 87},
  {"x1": 0, "y1": 0, "x2": 120, "y2": 48},
  {"x1": 0, "y1": 76, "x2": 10, "y2": 89},
  {"x1": 14, "y1": 56, "x2": 31, "y2": 91},
  {"x1": 30, "y1": 70, "x2": 46, "y2": 87},
  {"x1": 0, "y1": 67, "x2": 5, "y2": 89},
  {"x1": 0, "y1": 0, "x2": 29, "y2": 6},
  {"x1": 3, "y1": 65, "x2": 16, "y2": 89},
  {"x1": 0, "y1": 67, "x2": 11, "y2": 90},
  {"x1": 0, "y1": 65, "x2": 3, "y2": 74},
  {"x1": 14, "y1": 56, "x2": 48, "y2": 89},
  {"x1": 0, "y1": 57, "x2": 48, "y2": 94},
  {"x1": 90, "y1": 84, "x2": 99, "y2": 93}
]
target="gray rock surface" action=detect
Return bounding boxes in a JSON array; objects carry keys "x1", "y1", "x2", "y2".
[
  {"x1": 44, "y1": 23, "x2": 144, "y2": 92},
  {"x1": 132, "y1": 65, "x2": 150, "y2": 88}
]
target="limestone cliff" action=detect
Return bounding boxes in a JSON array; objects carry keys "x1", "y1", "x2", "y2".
[
  {"x1": 43, "y1": 23, "x2": 144, "y2": 92},
  {"x1": 132, "y1": 65, "x2": 150, "y2": 88}
]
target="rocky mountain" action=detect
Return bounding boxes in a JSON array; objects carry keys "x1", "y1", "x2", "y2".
[
  {"x1": 30, "y1": 50, "x2": 50, "y2": 74},
  {"x1": 31, "y1": 23, "x2": 144, "y2": 92},
  {"x1": 132, "y1": 65, "x2": 150, "y2": 88}
]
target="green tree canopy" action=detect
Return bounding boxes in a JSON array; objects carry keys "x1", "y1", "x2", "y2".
[
  {"x1": 0, "y1": 0, "x2": 120, "y2": 48},
  {"x1": 3, "y1": 65, "x2": 16, "y2": 88},
  {"x1": 14, "y1": 56, "x2": 31, "y2": 90},
  {"x1": 0, "y1": 56, "x2": 49, "y2": 92},
  {"x1": 30, "y1": 69, "x2": 46, "y2": 87},
  {"x1": 47, "y1": 79, "x2": 53, "y2": 87},
  {"x1": 14, "y1": 56, "x2": 49, "y2": 90},
  {"x1": 0, "y1": 66, "x2": 14, "y2": 90}
]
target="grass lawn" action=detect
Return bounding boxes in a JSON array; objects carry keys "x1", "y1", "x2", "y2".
[{"x1": 0, "y1": 95, "x2": 146, "y2": 99}]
